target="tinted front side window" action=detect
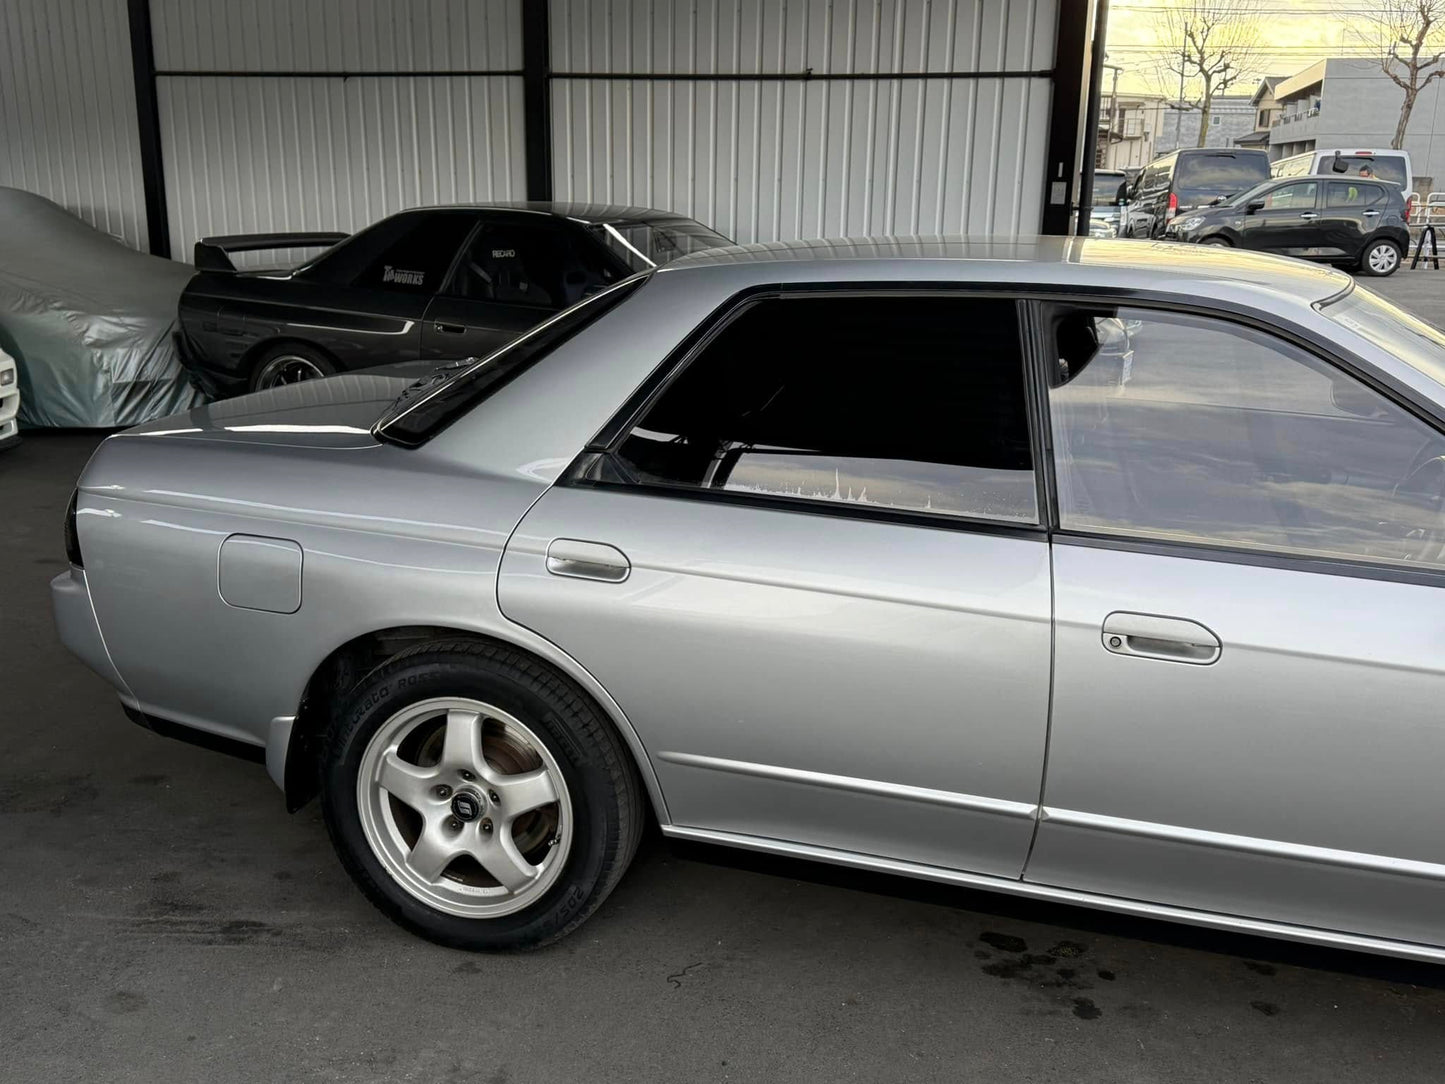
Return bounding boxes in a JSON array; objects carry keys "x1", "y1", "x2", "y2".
[
  {"x1": 1262, "y1": 181, "x2": 1317, "y2": 210},
  {"x1": 1050, "y1": 306, "x2": 1445, "y2": 570},
  {"x1": 609, "y1": 296, "x2": 1038, "y2": 523},
  {"x1": 446, "y1": 220, "x2": 612, "y2": 309}
]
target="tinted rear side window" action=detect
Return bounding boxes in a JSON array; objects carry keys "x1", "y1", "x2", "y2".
[
  {"x1": 301, "y1": 211, "x2": 475, "y2": 292},
  {"x1": 605, "y1": 295, "x2": 1038, "y2": 523},
  {"x1": 1326, "y1": 182, "x2": 1387, "y2": 208},
  {"x1": 1175, "y1": 153, "x2": 1270, "y2": 196}
]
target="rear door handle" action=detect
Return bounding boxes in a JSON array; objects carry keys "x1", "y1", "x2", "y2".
[
  {"x1": 433, "y1": 322, "x2": 466, "y2": 334},
  {"x1": 1363, "y1": 209, "x2": 1381, "y2": 217},
  {"x1": 1102, "y1": 611, "x2": 1220, "y2": 665},
  {"x1": 546, "y1": 539, "x2": 630, "y2": 583},
  {"x1": 1299, "y1": 212, "x2": 1319, "y2": 220}
]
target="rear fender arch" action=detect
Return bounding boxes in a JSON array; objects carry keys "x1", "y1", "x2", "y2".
[{"x1": 279, "y1": 622, "x2": 670, "y2": 826}]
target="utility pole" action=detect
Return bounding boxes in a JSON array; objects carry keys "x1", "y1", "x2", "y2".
[
  {"x1": 1102, "y1": 61, "x2": 1123, "y2": 168},
  {"x1": 1175, "y1": 20, "x2": 1188, "y2": 150}
]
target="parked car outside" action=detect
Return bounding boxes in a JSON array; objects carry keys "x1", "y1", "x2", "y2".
[
  {"x1": 1088, "y1": 169, "x2": 1131, "y2": 237},
  {"x1": 0, "y1": 346, "x2": 18, "y2": 450},
  {"x1": 1273, "y1": 148, "x2": 1413, "y2": 205},
  {"x1": 176, "y1": 203, "x2": 732, "y2": 397},
  {"x1": 1126, "y1": 148, "x2": 1271, "y2": 238},
  {"x1": 1165, "y1": 174, "x2": 1411, "y2": 275},
  {"x1": 54, "y1": 237, "x2": 1445, "y2": 962}
]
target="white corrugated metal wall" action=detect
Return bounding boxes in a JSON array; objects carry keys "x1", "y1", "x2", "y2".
[
  {"x1": 549, "y1": 0, "x2": 1058, "y2": 243},
  {"x1": 0, "y1": 0, "x2": 149, "y2": 249},
  {"x1": 149, "y1": 0, "x2": 526, "y2": 259},
  {"x1": 0, "y1": 0, "x2": 1077, "y2": 259}
]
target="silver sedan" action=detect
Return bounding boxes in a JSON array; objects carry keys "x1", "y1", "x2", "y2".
[{"x1": 52, "y1": 237, "x2": 1445, "y2": 958}]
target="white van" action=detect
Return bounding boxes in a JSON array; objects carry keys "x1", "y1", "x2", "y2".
[{"x1": 1272, "y1": 148, "x2": 1413, "y2": 200}]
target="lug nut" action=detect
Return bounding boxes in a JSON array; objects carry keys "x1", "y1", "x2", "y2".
[
  {"x1": 481, "y1": 818, "x2": 493, "y2": 834},
  {"x1": 435, "y1": 784, "x2": 452, "y2": 798},
  {"x1": 488, "y1": 790, "x2": 500, "y2": 804},
  {"x1": 448, "y1": 818, "x2": 462, "y2": 831},
  {"x1": 459, "y1": 769, "x2": 475, "y2": 781}
]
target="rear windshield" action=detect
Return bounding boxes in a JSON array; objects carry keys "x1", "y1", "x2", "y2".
[
  {"x1": 1322, "y1": 154, "x2": 1408, "y2": 189},
  {"x1": 1093, "y1": 173, "x2": 1128, "y2": 206},
  {"x1": 374, "y1": 275, "x2": 648, "y2": 447},
  {"x1": 590, "y1": 219, "x2": 731, "y2": 272},
  {"x1": 1175, "y1": 153, "x2": 1270, "y2": 198}
]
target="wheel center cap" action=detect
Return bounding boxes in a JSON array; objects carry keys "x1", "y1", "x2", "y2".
[{"x1": 450, "y1": 789, "x2": 484, "y2": 822}]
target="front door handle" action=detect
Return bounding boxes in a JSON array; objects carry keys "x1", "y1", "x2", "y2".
[
  {"x1": 1101, "y1": 612, "x2": 1220, "y2": 665},
  {"x1": 1299, "y1": 212, "x2": 1319, "y2": 220},
  {"x1": 546, "y1": 538, "x2": 630, "y2": 583},
  {"x1": 433, "y1": 322, "x2": 466, "y2": 334}
]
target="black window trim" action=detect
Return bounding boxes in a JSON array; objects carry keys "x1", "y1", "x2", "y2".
[
  {"x1": 560, "y1": 282, "x2": 1050, "y2": 538},
  {"x1": 1026, "y1": 289, "x2": 1445, "y2": 590},
  {"x1": 562, "y1": 277, "x2": 1445, "y2": 586}
]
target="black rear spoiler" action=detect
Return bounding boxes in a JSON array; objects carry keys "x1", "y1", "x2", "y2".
[{"x1": 193, "y1": 231, "x2": 350, "y2": 272}]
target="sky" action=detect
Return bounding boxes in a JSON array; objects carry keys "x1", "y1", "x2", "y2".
[{"x1": 1105, "y1": 1, "x2": 1374, "y2": 96}]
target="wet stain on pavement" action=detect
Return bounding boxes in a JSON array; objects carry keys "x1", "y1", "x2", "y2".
[
  {"x1": 1245, "y1": 961, "x2": 1277, "y2": 976},
  {"x1": 1251, "y1": 1000, "x2": 1283, "y2": 1017},
  {"x1": 979, "y1": 931, "x2": 1028, "y2": 953},
  {"x1": 1072, "y1": 997, "x2": 1102, "y2": 1020}
]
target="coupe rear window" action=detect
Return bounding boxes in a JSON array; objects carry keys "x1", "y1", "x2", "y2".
[{"x1": 1175, "y1": 153, "x2": 1270, "y2": 196}]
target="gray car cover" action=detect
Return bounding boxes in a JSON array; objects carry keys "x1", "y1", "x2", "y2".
[{"x1": 0, "y1": 187, "x2": 202, "y2": 427}]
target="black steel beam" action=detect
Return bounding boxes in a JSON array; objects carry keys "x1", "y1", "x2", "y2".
[
  {"x1": 522, "y1": 0, "x2": 553, "y2": 202},
  {"x1": 1075, "y1": 0, "x2": 1111, "y2": 235},
  {"x1": 549, "y1": 69, "x2": 1054, "y2": 82},
  {"x1": 1041, "y1": 0, "x2": 1096, "y2": 235},
  {"x1": 126, "y1": 0, "x2": 170, "y2": 257},
  {"x1": 154, "y1": 69, "x2": 524, "y2": 79}
]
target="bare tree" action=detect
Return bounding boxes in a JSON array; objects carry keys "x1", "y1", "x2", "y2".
[
  {"x1": 1152, "y1": 1, "x2": 1264, "y2": 147},
  {"x1": 1347, "y1": 0, "x2": 1445, "y2": 150}
]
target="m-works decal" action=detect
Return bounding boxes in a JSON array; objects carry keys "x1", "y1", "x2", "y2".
[{"x1": 382, "y1": 266, "x2": 425, "y2": 286}]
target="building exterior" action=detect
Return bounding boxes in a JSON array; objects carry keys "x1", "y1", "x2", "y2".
[
  {"x1": 1234, "y1": 76, "x2": 1285, "y2": 152},
  {"x1": 0, "y1": 0, "x2": 1102, "y2": 256},
  {"x1": 1099, "y1": 93, "x2": 1254, "y2": 170},
  {"x1": 1269, "y1": 58, "x2": 1445, "y2": 190}
]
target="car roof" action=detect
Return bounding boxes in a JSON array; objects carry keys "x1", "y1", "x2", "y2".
[
  {"x1": 661, "y1": 235, "x2": 1354, "y2": 306},
  {"x1": 1283, "y1": 174, "x2": 1403, "y2": 189},
  {"x1": 395, "y1": 201, "x2": 699, "y2": 226}
]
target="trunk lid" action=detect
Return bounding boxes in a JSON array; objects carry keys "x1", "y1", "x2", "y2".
[{"x1": 122, "y1": 372, "x2": 415, "y2": 449}]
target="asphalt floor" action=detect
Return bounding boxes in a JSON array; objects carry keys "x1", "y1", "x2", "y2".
[{"x1": 6, "y1": 273, "x2": 1445, "y2": 1081}]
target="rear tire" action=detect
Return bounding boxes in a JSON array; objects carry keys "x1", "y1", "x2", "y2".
[
  {"x1": 249, "y1": 343, "x2": 335, "y2": 391},
  {"x1": 321, "y1": 640, "x2": 644, "y2": 950},
  {"x1": 1359, "y1": 239, "x2": 1402, "y2": 277}
]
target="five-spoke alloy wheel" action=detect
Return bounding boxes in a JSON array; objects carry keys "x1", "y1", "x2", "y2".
[
  {"x1": 356, "y1": 698, "x2": 573, "y2": 918},
  {"x1": 322, "y1": 640, "x2": 644, "y2": 950}
]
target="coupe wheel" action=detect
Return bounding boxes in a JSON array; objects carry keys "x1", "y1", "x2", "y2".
[
  {"x1": 1202, "y1": 237, "x2": 1232, "y2": 247},
  {"x1": 321, "y1": 640, "x2": 644, "y2": 950},
  {"x1": 250, "y1": 344, "x2": 335, "y2": 391},
  {"x1": 1360, "y1": 239, "x2": 1402, "y2": 277}
]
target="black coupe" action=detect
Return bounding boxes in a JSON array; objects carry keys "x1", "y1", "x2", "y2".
[{"x1": 176, "y1": 203, "x2": 730, "y2": 396}]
